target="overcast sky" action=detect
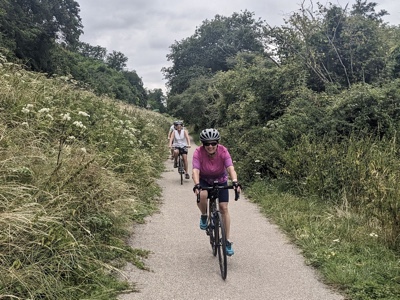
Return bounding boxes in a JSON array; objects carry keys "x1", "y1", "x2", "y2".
[{"x1": 77, "y1": 0, "x2": 400, "y2": 93}]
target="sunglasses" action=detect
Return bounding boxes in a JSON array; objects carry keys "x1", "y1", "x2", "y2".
[{"x1": 203, "y1": 142, "x2": 218, "y2": 147}]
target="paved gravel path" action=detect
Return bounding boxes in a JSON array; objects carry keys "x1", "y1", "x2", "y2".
[{"x1": 118, "y1": 142, "x2": 344, "y2": 300}]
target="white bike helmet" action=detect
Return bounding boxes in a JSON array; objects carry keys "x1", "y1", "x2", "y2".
[{"x1": 199, "y1": 128, "x2": 220, "y2": 142}]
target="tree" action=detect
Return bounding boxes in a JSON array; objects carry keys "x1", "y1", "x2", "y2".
[
  {"x1": 351, "y1": 0, "x2": 388, "y2": 21},
  {"x1": 166, "y1": 76, "x2": 215, "y2": 130},
  {"x1": 76, "y1": 42, "x2": 107, "y2": 61},
  {"x1": 0, "y1": 0, "x2": 83, "y2": 71},
  {"x1": 147, "y1": 89, "x2": 166, "y2": 113},
  {"x1": 163, "y1": 10, "x2": 265, "y2": 95},
  {"x1": 106, "y1": 50, "x2": 128, "y2": 71},
  {"x1": 266, "y1": 1, "x2": 390, "y2": 91}
]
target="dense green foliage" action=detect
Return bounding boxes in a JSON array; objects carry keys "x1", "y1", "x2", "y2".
[
  {"x1": 266, "y1": 0, "x2": 391, "y2": 91},
  {"x1": 0, "y1": 58, "x2": 170, "y2": 299},
  {"x1": 51, "y1": 46, "x2": 148, "y2": 106},
  {"x1": 166, "y1": 2, "x2": 400, "y2": 298},
  {"x1": 0, "y1": 0, "x2": 82, "y2": 70}
]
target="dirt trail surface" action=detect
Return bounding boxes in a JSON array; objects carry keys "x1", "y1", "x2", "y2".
[{"x1": 118, "y1": 141, "x2": 344, "y2": 300}]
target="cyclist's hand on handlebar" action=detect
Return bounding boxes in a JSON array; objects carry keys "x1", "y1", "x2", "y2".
[
  {"x1": 193, "y1": 184, "x2": 201, "y2": 194},
  {"x1": 232, "y1": 181, "x2": 241, "y2": 201},
  {"x1": 232, "y1": 181, "x2": 242, "y2": 193}
]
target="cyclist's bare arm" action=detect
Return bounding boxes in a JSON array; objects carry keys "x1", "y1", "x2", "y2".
[
  {"x1": 168, "y1": 134, "x2": 175, "y2": 148},
  {"x1": 227, "y1": 166, "x2": 241, "y2": 193},
  {"x1": 184, "y1": 130, "x2": 191, "y2": 148},
  {"x1": 192, "y1": 168, "x2": 200, "y2": 185}
]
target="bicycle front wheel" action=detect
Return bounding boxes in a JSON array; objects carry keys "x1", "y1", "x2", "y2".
[
  {"x1": 215, "y1": 211, "x2": 227, "y2": 280},
  {"x1": 208, "y1": 213, "x2": 217, "y2": 256}
]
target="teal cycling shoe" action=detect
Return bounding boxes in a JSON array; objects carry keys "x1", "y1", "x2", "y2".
[
  {"x1": 226, "y1": 240, "x2": 234, "y2": 256},
  {"x1": 200, "y1": 215, "x2": 207, "y2": 230}
]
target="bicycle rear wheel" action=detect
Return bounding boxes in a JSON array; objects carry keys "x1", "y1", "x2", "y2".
[{"x1": 215, "y1": 211, "x2": 227, "y2": 280}]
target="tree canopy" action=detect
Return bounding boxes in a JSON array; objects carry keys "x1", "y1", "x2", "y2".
[
  {"x1": 163, "y1": 10, "x2": 266, "y2": 95},
  {"x1": 0, "y1": 0, "x2": 157, "y2": 108},
  {"x1": 0, "y1": 0, "x2": 83, "y2": 70},
  {"x1": 266, "y1": 0, "x2": 390, "y2": 91}
]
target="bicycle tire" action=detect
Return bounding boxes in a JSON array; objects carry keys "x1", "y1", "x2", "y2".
[
  {"x1": 178, "y1": 155, "x2": 183, "y2": 185},
  {"x1": 215, "y1": 211, "x2": 227, "y2": 280},
  {"x1": 208, "y1": 209, "x2": 217, "y2": 256}
]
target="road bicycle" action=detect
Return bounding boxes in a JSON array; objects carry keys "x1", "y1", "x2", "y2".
[
  {"x1": 197, "y1": 181, "x2": 240, "y2": 280},
  {"x1": 173, "y1": 146, "x2": 189, "y2": 185}
]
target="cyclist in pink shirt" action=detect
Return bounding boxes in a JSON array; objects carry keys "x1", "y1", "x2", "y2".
[{"x1": 192, "y1": 128, "x2": 241, "y2": 256}]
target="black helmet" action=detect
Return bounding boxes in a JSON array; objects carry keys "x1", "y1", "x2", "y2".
[{"x1": 199, "y1": 128, "x2": 220, "y2": 142}]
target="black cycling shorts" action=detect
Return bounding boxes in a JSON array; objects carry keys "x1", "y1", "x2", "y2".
[
  {"x1": 199, "y1": 179, "x2": 229, "y2": 202},
  {"x1": 174, "y1": 147, "x2": 188, "y2": 155}
]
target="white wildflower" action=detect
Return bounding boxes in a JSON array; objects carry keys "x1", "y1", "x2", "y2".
[
  {"x1": 369, "y1": 232, "x2": 378, "y2": 238},
  {"x1": 73, "y1": 121, "x2": 86, "y2": 129},
  {"x1": 255, "y1": 172, "x2": 261, "y2": 175},
  {"x1": 78, "y1": 111, "x2": 90, "y2": 117},
  {"x1": 255, "y1": 160, "x2": 260, "y2": 163},
  {"x1": 333, "y1": 239, "x2": 340, "y2": 243},
  {"x1": 61, "y1": 113, "x2": 71, "y2": 121},
  {"x1": 38, "y1": 108, "x2": 50, "y2": 113},
  {"x1": 21, "y1": 107, "x2": 30, "y2": 114},
  {"x1": 80, "y1": 147, "x2": 87, "y2": 153}
]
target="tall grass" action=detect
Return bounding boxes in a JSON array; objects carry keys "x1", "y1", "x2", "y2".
[
  {"x1": 246, "y1": 182, "x2": 400, "y2": 300},
  {"x1": 0, "y1": 56, "x2": 170, "y2": 299},
  {"x1": 283, "y1": 134, "x2": 400, "y2": 250},
  {"x1": 243, "y1": 131, "x2": 400, "y2": 299}
]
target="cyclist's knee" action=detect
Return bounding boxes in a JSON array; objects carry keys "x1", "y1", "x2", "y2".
[
  {"x1": 219, "y1": 203, "x2": 229, "y2": 214},
  {"x1": 200, "y1": 191, "x2": 207, "y2": 201}
]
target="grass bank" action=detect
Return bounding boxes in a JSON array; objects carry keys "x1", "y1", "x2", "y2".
[
  {"x1": 246, "y1": 181, "x2": 400, "y2": 300},
  {"x1": 0, "y1": 56, "x2": 170, "y2": 299}
]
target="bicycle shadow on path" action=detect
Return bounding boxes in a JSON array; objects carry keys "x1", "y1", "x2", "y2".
[{"x1": 118, "y1": 138, "x2": 345, "y2": 300}]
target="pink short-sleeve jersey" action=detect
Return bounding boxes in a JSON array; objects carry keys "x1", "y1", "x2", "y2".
[{"x1": 192, "y1": 144, "x2": 233, "y2": 184}]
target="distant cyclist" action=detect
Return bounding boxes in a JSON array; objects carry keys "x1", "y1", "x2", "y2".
[
  {"x1": 169, "y1": 121, "x2": 191, "y2": 179},
  {"x1": 168, "y1": 121, "x2": 178, "y2": 160},
  {"x1": 168, "y1": 120, "x2": 185, "y2": 160},
  {"x1": 192, "y1": 128, "x2": 241, "y2": 256}
]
